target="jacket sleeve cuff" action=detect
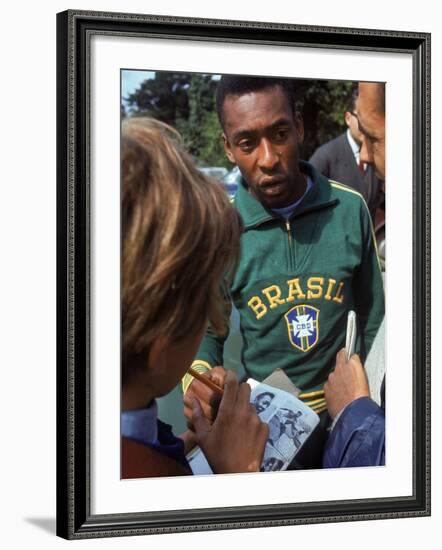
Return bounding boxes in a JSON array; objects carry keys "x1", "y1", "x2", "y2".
[{"x1": 333, "y1": 396, "x2": 381, "y2": 433}]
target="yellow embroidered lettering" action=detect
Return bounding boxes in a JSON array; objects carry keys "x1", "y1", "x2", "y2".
[
  {"x1": 307, "y1": 277, "x2": 324, "y2": 299},
  {"x1": 248, "y1": 296, "x2": 268, "y2": 319},
  {"x1": 262, "y1": 284, "x2": 286, "y2": 309},
  {"x1": 286, "y1": 278, "x2": 306, "y2": 302},
  {"x1": 333, "y1": 281, "x2": 345, "y2": 304},
  {"x1": 324, "y1": 278, "x2": 336, "y2": 300}
]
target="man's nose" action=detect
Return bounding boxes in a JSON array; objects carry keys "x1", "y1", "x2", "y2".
[
  {"x1": 360, "y1": 135, "x2": 374, "y2": 165},
  {"x1": 257, "y1": 139, "x2": 279, "y2": 171}
]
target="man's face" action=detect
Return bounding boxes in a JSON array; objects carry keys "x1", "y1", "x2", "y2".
[
  {"x1": 255, "y1": 393, "x2": 273, "y2": 414},
  {"x1": 221, "y1": 85, "x2": 304, "y2": 209},
  {"x1": 357, "y1": 83, "x2": 386, "y2": 181}
]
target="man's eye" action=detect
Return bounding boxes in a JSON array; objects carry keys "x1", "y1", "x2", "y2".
[
  {"x1": 273, "y1": 128, "x2": 289, "y2": 142},
  {"x1": 238, "y1": 139, "x2": 254, "y2": 151}
]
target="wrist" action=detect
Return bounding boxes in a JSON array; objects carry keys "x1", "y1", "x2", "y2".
[{"x1": 352, "y1": 389, "x2": 370, "y2": 403}]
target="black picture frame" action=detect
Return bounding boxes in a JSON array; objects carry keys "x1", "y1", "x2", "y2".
[{"x1": 56, "y1": 9, "x2": 431, "y2": 540}]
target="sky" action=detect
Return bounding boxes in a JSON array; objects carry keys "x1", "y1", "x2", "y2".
[{"x1": 121, "y1": 69, "x2": 155, "y2": 107}]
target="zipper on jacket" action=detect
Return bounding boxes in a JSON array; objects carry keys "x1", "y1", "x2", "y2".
[{"x1": 285, "y1": 219, "x2": 295, "y2": 270}]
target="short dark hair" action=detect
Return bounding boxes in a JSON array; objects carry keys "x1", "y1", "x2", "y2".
[
  {"x1": 347, "y1": 85, "x2": 359, "y2": 113},
  {"x1": 255, "y1": 391, "x2": 275, "y2": 402},
  {"x1": 215, "y1": 75, "x2": 297, "y2": 129}
]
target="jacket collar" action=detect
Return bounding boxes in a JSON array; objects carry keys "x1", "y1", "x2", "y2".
[{"x1": 234, "y1": 161, "x2": 338, "y2": 230}]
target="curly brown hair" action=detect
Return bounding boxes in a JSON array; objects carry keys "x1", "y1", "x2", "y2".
[{"x1": 122, "y1": 117, "x2": 242, "y2": 383}]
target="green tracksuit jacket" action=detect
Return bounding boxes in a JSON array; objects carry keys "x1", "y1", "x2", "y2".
[{"x1": 192, "y1": 161, "x2": 384, "y2": 402}]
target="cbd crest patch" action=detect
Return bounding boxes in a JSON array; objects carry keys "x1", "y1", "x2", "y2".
[{"x1": 284, "y1": 305, "x2": 320, "y2": 352}]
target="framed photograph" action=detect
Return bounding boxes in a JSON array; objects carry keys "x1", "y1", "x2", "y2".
[{"x1": 56, "y1": 9, "x2": 430, "y2": 539}]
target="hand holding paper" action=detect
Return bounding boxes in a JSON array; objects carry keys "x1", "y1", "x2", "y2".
[{"x1": 190, "y1": 370, "x2": 268, "y2": 473}]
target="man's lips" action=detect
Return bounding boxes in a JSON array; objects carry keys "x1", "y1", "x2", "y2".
[
  {"x1": 260, "y1": 176, "x2": 286, "y2": 187},
  {"x1": 259, "y1": 177, "x2": 287, "y2": 194}
]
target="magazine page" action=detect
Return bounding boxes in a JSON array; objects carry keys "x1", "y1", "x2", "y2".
[
  {"x1": 249, "y1": 380, "x2": 319, "y2": 471},
  {"x1": 188, "y1": 379, "x2": 319, "y2": 474}
]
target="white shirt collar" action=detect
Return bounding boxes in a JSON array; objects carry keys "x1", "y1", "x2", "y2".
[{"x1": 346, "y1": 129, "x2": 361, "y2": 158}]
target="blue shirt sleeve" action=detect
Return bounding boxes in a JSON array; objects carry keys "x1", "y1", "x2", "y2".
[{"x1": 323, "y1": 397, "x2": 385, "y2": 468}]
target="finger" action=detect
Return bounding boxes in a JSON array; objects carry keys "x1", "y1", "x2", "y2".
[
  {"x1": 208, "y1": 393, "x2": 222, "y2": 417},
  {"x1": 183, "y1": 403, "x2": 214, "y2": 424},
  {"x1": 185, "y1": 399, "x2": 216, "y2": 422},
  {"x1": 188, "y1": 379, "x2": 215, "y2": 403},
  {"x1": 326, "y1": 372, "x2": 335, "y2": 391},
  {"x1": 208, "y1": 367, "x2": 227, "y2": 387},
  {"x1": 236, "y1": 381, "x2": 252, "y2": 409},
  {"x1": 185, "y1": 390, "x2": 215, "y2": 417},
  {"x1": 188, "y1": 387, "x2": 219, "y2": 419},
  {"x1": 191, "y1": 397, "x2": 210, "y2": 438},
  {"x1": 183, "y1": 393, "x2": 193, "y2": 409},
  {"x1": 207, "y1": 372, "x2": 225, "y2": 389},
  {"x1": 349, "y1": 355, "x2": 369, "y2": 386},
  {"x1": 349, "y1": 353, "x2": 363, "y2": 368},
  {"x1": 255, "y1": 423, "x2": 270, "y2": 464},
  {"x1": 216, "y1": 370, "x2": 239, "y2": 418},
  {"x1": 324, "y1": 380, "x2": 330, "y2": 398},
  {"x1": 184, "y1": 403, "x2": 194, "y2": 422},
  {"x1": 260, "y1": 421, "x2": 270, "y2": 441},
  {"x1": 336, "y1": 348, "x2": 346, "y2": 368}
]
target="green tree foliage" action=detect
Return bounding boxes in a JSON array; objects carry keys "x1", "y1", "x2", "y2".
[
  {"x1": 197, "y1": 110, "x2": 229, "y2": 168},
  {"x1": 125, "y1": 72, "x2": 230, "y2": 168},
  {"x1": 178, "y1": 74, "x2": 227, "y2": 167},
  {"x1": 295, "y1": 79, "x2": 355, "y2": 159},
  {"x1": 126, "y1": 72, "x2": 191, "y2": 126},
  {"x1": 124, "y1": 71, "x2": 356, "y2": 168}
]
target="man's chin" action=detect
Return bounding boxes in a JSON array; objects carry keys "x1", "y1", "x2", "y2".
[{"x1": 259, "y1": 187, "x2": 290, "y2": 208}]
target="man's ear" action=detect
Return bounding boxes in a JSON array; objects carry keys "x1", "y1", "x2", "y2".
[
  {"x1": 147, "y1": 337, "x2": 168, "y2": 376},
  {"x1": 344, "y1": 111, "x2": 352, "y2": 128},
  {"x1": 222, "y1": 132, "x2": 236, "y2": 164}
]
